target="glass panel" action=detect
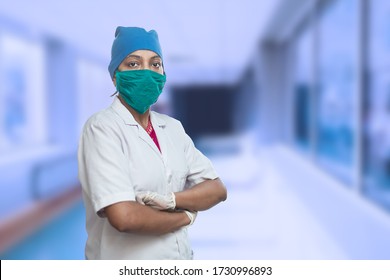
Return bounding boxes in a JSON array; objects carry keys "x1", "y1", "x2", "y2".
[
  {"x1": 293, "y1": 25, "x2": 313, "y2": 149},
  {"x1": 316, "y1": 0, "x2": 359, "y2": 183},
  {"x1": 0, "y1": 32, "x2": 47, "y2": 154},
  {"x1": 364, "y1": 0, "x2": 390, "y2": 210}
]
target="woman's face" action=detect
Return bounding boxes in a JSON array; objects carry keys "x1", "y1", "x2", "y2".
[{"x1": 117, "y1": 49, "x2": 164, "y2": 74}]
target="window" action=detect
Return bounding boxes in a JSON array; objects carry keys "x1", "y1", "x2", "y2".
[
  {"x1": 364, "y1": 0, "x2": 390, "y2": 210},
  {"x1": 0, "y1": 32, "x2": 47, "y2": 154},
  {"x1": 293, "y1": 24, "x2": 313, "y2": 149},
  {"x1": 316, "y1": 0, "x2": 359, "y2": 183}
]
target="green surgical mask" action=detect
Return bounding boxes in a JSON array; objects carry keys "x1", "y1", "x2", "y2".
[{"x1": 115, "y1": 69, "x2": 166, "y2": 114}]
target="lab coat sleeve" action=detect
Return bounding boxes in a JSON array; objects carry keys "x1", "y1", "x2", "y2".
[
  {"x1": 78, "y1": 118, "x2": 135, "y2": 217},
  {"x1": 179, "y1": 123, "x2": 219, "y2": 188}
]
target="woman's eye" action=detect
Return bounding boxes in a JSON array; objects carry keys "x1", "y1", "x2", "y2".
[
  {"x1": 128, "y1": 62, "x2": 139, "y2": 68},
  {"x1": 152, "y1": 62, "x2": 161, "y2": 68}
]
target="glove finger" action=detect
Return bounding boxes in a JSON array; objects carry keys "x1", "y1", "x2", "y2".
[
  {"x1": 143, "y1": 196, "x2": 157, "y2": 205},
  {"x1": 147, "y1": 192, "x2": 159, "y2": 202},
  {"x1": 136, "y1": 194, "x2": 146, "y2": 205},
  {"x1": 149, "y1": 204, "x2": 165, "y2": 210}
]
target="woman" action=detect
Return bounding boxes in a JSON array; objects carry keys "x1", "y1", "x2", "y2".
[{"x1": 78, "y1": 26, "x2": 227, "y2": 260}]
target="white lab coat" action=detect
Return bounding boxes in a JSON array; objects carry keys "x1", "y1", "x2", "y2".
[{"x1": 78, "y1": 97, "x2": 218, "y2": 259}]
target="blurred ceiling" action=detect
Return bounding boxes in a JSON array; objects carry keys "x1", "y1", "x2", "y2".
[{"x1": 0, "y1": 0, "x2": 280, "y2": 84}]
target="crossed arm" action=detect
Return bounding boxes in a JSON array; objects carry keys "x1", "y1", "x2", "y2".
[
  {"x1": 175, "y1": 178, "x2": 227, "y2": 211},
  {"x1": 105, "y1": 201, "x2": 189, "y2": 235},
  {"x1": 105, "y1": 178, "x2": 227, "y2": 235}
]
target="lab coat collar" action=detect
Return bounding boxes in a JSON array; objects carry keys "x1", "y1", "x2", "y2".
[
  {"x1": 150, "y1": 111, "x2": 166, "y2": 127},
  {"x1": 111, "y1": 96, "x2": 166, "y2": 127},
  {"x1": 112, "y1": 96, "x2": 138, "y2": 125},
  {"x1": 112, "y1": 96, "x2": 167, "y2": 160}
]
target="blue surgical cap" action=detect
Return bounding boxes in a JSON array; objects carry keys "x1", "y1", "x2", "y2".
[{"x1": 108, "y1": 26, "x2": 163, "y2": 79}]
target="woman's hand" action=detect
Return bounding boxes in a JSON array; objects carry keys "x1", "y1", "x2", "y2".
[{"x1": 136, "y1": 191, "x2": 176, "y2": 210}]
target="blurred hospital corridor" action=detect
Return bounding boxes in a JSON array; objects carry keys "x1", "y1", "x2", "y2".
[
  {"x1": 193, "y1": 136, "x2": 390, "y2": 259},
  {"x1": 2, "y1": 0, "x2": 390, "y2": 260}
]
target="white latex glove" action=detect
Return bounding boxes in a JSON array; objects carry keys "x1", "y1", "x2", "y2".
[
  {"x1": 184, "y1": 210, "x2": 197, "y2": 225},
  {"x1": 136, "y1": 191, "x2": 176, "y2": 210}
]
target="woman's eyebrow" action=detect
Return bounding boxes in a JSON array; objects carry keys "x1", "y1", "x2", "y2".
[
  {"x1": 125, "y1": 55, "x2": 161, "y2": 61},
  {"x1": 126, "y1": 54, "x2": 142, "y2": 59},
  {"x1": 151, "y1": 55, "x2": 161, "y2": 60}
]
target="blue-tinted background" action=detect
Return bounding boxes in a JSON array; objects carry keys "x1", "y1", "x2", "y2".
[{"x1": 1, "y1": 0, "x2": 390, "y2": 260}]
